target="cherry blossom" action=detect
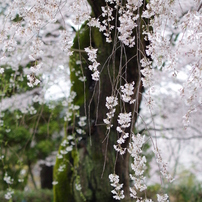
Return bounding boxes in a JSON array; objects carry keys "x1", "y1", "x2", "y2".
[{"x1": 0, "y1": 0, "x2": 202, "y2": 201}]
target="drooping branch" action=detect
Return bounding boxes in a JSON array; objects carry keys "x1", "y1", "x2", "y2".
[{"x1": 141, "y1": 126, "x2": 202, "y2": 140}]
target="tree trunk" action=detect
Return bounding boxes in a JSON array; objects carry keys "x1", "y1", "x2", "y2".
[{"x1": 54, "y1": 1, "x2": 143, "y2": 201}]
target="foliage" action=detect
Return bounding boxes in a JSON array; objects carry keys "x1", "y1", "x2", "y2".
[
  {"x1": 137, "y1": 182, "x2": 202, "y2": 202},
  {"x1": 0, "y1": 101, "x2": 64, "y2": 190},
  {"x1": 167, "y1": 183, "x2": 202, "y2": 202},
  {"x1": 0, "y1": 189, "x2": 53, "y2": 202}
]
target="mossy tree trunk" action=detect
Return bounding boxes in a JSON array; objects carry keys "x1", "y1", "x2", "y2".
[{"x1": 54, "y1": 1, "x2": 144, "y2": 202}]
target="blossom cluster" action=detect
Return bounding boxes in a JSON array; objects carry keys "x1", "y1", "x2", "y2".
[
  {"x1": 64, "y1": 91, "x2": 80, "y2": 122},
  {"x1": 120, "y1": 82, "x2": 136, "y2": 103},
  {"x1": 59, "y1": 30, "x2": 74, "y2": 56},
  {"x1": 57, "y1": 138, "x2": 73, "y2": 158},
  {"x1": 117, "y1": 0, "x2": 143, "y2": 47},
  {"x1": 140, "y1": 58, "x2": 154, "y2": 107},
  {"x1": 141, "y1": 0, "x2": 202, "y2": 125},
  {"x1": 88, "y1": 2, "x2": 115, "y2": 43},
  {"x1": 4, "y1": 188, "x2": 14, "y2": 200},
  {"x1": 77, "y1": 116, "x2": 87, "y2": 135},
  {"x1": 103, "y1": 96, "x2": 118, "y2": 129},
  {"x1": 101, "y1": 4, "x2": 115, "y2": 43},
  {"x1": 69, "y1": 0, "x2": 90, "y2": 25},
  {"x1": 153, "y1": 148, "x2": 174, "y2": 183},
  {"x1": 0, "y1": 0, "x2": 74, "y2": 94},
  {"x1": 27, "y1": 73, "x2": 40, "y2": 88},
  {"x1": 128, "y1": 133, "x2": 148, "y2": 199},
  {"x1": 114, "y1": 112, "x2": 131, "y2": 155},
  {"x1": 3, "y1": 173, "x2": 14, "y2": 200},
  {"x1": 140, "y1": 58, "x2": 153, "y2": 88},
  {"x1": 88, "y1": 0, "x2": 143, "y2": 46},
  {"x1": 4, "y1": 173, "x2": 13, "y2": 185},
  {"x1": 109, "y1": 174, "x2": 125, "y2": 200},
  {"x1": 85, "y1": 47, "x2": 100, "y2": 81},
  {"x1": 157, "y1": 194, "x2": 169, "y2": 202}
]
